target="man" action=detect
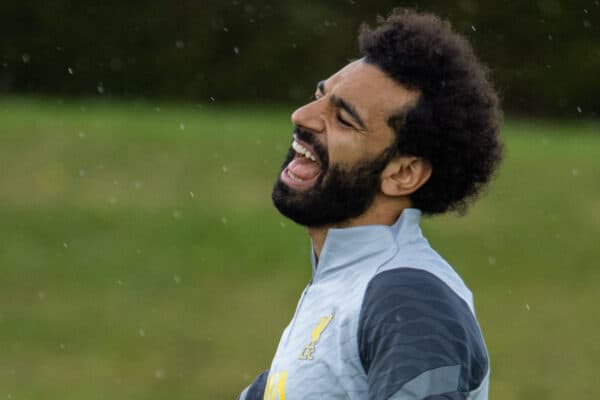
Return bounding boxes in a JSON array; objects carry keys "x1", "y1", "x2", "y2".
[{"x1": 239, "y1": 9, "x2": 502, "y2": 400}]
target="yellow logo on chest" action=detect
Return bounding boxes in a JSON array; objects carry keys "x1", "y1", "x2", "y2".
[{"x1": 298, "y1": 312, "x2": 334, "y2": 360}]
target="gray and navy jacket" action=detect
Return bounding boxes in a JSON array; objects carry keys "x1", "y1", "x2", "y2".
[{"x1": 239, "y1": 208, "x2": 489, "y2": 400}]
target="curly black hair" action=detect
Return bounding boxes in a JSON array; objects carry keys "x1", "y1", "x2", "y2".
[{"x1": 359, "y1": 9, "x2": 503, "y2": 215}]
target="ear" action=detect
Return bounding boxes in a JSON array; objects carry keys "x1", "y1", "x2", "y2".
[{"x1": 380, "y1": 156, "x2": 432, "y2": 197}]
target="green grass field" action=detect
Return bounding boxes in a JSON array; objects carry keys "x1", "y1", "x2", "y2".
[{"x1": 0, "y1": 97, "x2": 598, "y2": 399}]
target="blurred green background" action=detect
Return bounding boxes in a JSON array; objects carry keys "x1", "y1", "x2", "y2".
[{"x1": 1, "y1": 1, "x2": 599, "y2": 399}]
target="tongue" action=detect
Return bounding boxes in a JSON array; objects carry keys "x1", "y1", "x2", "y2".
[{"x1": 288, "y1": 157, "x2": 320, "y2": 180}]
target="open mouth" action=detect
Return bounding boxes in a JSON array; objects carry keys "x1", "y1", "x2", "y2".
[{"x1": 280, "y1": 136, "x2": 323, "y2": 190}]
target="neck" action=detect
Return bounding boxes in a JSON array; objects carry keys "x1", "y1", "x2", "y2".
[{"x1": 308, "y1": 196, "x2": 411, "y2": 259}]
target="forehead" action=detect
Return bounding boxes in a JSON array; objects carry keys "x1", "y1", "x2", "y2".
[{"x1": 324, "y1": 59, "x2": 419, "y2": 124}]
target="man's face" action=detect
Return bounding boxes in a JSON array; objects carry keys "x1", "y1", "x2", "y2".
[{"x1": 272, "y1": 59, "x2": 419, "y2": 227}]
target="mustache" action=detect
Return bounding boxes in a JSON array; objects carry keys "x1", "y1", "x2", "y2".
[{"x1": 293, "y1": 126, "x2": 329, "y2": 166}]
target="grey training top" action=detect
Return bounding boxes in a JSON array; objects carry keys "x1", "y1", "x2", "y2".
[{"x1": 239, "y1": 208, "x2": 489, "y2": 400}]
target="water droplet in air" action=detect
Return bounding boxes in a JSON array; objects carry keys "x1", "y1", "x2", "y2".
[
  {"x1": 577, "y1": 106, "x2": 582, "y2": 113},
  {"x1": 79, "y1": 169, "x2": 86, "y2": 177},
  {"x1": 109, "y1": 196, "x2": 117, "y2": 205},
  {"x1": 233, "y1": 46, "x2": 240, "y2": 54},
  {"x1": 97, "y1": 82, "x2": 105, "y2": 95},
  {"x1": 22, "y1": 53, "x2": 30, "y2": 63},
  {"x1": 78, "y1": 131, "x2": 86, "y2": 139},
  {"x1": 138, "y1": 329, "x2": 146, "y2": 337},
  {"x1": 67, "y1": 67, "x2": 74, "y2": 75},
  {"x1": 209, "y1": 96, "x2": 216, "y2": 102},
  {"x1": 471, "y1": 25, "x2": 477, "y2": 31},
  {"x1": 172, "y1": 210, "x2": 182, "y2": 220},
  {"x1": 59, "y1": 343, "x2": 65, "y2": 350},
  {"x1": 487, "y1": 256, "x2": 496, "y2": 265},
  {"x1": 525, "y1": 304, "x2": 531, "y2": 311},
  {"x1": 222, "y1": 165, "x2": 229, "y2": 173},
  {"x1": 117, "y1": 279, "x2": 123, "y2": 285},
  {"x1": 63, "y1": 242, "x2": 69, "y2": 248},
  {"x1": 38, "y1": 291, "x2": 46, "y2": 300},
  {"x1": 173, "y1": 275, "x2": 181, "y2": 284},
  {"x1": 571, "y1": 168, "x2": 579, "y2": 176},
  {"x1": 221, "y1": 217, "x2": 228, "y2": 224},
  {"x1": 154, "y1": 368, "x2": 166, "y2": 379},
  {"x1": 175, "y1": 40, "x2": 185, "y2": 49},
  {"x1": 189, "y1": 191, "x2": 195, "y2": 198},
  {"x1": 179, "y1": 122, "x2": 185, "y2": 130}
]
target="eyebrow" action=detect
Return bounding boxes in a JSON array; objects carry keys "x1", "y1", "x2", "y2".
[{"x1": 316, "y1": 80, "x2": 367, "y2": 130}]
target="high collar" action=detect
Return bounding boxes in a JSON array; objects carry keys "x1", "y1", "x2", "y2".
[{"x1": 310, "y1": 208, "x2": 423, "y2": 281}]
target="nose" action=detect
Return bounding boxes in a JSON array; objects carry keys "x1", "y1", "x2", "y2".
[{"x1": 291, "y1": 99, "x2": 325, "y2": 134}]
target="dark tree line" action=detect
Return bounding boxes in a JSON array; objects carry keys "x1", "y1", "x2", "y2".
[{"x1": 1, "y1": 0, "x2": 598, "y2": 116}]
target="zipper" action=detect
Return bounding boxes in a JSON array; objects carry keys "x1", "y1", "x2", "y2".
[{"x1": 284, "y1": 279, "x2": 312, "y2": 346}]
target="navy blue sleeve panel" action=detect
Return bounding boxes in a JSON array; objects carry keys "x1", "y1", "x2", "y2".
[
  {"x1": 358, "y1": 268, "x2": 488, "y2": 400},
  {"x1": 239, "y1": 371, "x2": 268, "y2": 400}
]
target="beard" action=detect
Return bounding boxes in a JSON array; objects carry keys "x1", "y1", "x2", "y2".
[{"x1": 271, "y1": 127, "x2": 397, "y2": 228}]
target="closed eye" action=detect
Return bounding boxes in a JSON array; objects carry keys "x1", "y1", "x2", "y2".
[{"x1": 336, "y1": 114, "x2": 353, "y2": 128}]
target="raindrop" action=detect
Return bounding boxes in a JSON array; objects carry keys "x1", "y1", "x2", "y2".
[
  {"x1": 189, "y1": 191, "x2": 195, "y2": 198},
  {"x1": 173, "y1": 275, "x2": 181, "y2": 284},
  {"x1": 175, "y1": 40, "x2": 185, "y2": 49},
  {"x1": 233, "y1": 46, "x2": 240, "y2": 55},
  {"x1": 525, "y1": 304, "x2": 531, "y2": 311},
  {"x1": 223, "y1": 27, "x2": 229, "y2": 32},
  {"x1": 280, "y1": 221, "x2": 286, "y2": 228},
  {"x1": 209, "y1": 96, "x2": 216, "y2": 102},
  {"x1": 547, "y1": 34, "x2": 553, "y2": 40},
  {"x1": 78, "y1": 131, "x2": 86, "y2": 139},
  {"x1": 135, "y1": 249, "x2": 142, "y2": 255},
  {"x1": 97, "y1": 82, "x2": 105, "y2": 95},
  {"x1": 79, "y1": 169, "x2": 86, "y2": 177},
  {"x1": 471, "y1": 25, "x2": 477, "y2": 31},
  {"x1": 109, "y1": 196, "x2": 117, "y2": 205},
  {"x1": 67, "y1": 67, "x2": 74, "y2": 75},
  {"x1": 221, "y1": 216, "x2": 228, "y2": 224},
  {"x1": 222, "y1": 165, "x2": 229, "y2": 173},
  {"x1": 154, "y1": 107, "x2": 161, "y2": 112},
  {"x1": 22, "y1": 53, "x2": 30, "y2": 63},
  {"x1": 63, "y1": 242, "x2": 69, "y2": 249},
  {"x1": 584, "y1": 8, "x2": 589, "y2": 14},
  {"x1": 38, "y1": 291, "x2": 46, "y2": 300},
  {"x1": 138, "y1": 328, "x2": 146, "y2": 337},
  {"x1": 487, "y1": 256, "x2": 496, "y2": 265},
  {"x1": 571, "y1": 168, "x2": 579, "y2": 176},
  {"x1": 179, "y1": 122, "x2": 185, "y2": 130},
  {"x1": 59, "y1": 343, "x2": 65, "y2": 350},
  {"x1": 134, "y1": 180, "x2": 142, "y2": 190},
  {"x1": 255, "y1": 138, "x2": 262, "y2": 145},
  {"x1": 117, "y1": 279, "x2": 123, "y2": 285},
  {"x1": 577, "y1": 106, "x2": 582, "y2": 113},
  {"x1": 172, "y1": 209, "x2": 182, "y2": 220}
]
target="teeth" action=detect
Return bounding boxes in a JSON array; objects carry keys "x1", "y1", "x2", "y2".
[
  {"x1": 292, "y1": 140, "x2": 317, "y2": 162},
  {"x1": 286, "y1": 169, "x2": 304, "y2": 182}
]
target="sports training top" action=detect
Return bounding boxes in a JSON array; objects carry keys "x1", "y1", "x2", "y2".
[{"x1": 239, "y1": 208, "x2": 489, "y2": 400}]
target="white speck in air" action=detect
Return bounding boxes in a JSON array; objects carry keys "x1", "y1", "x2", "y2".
[
  {"x1": 525, "y1": 304, "x2": 531, "y2": 311},
  {"x1": 571, "y1": 168, "x2": 579, "y2": 176},
  {"x1": 577, "y1": 106, "x2": 582, "y2": 113},
  {"x1": 109, "y1": 196, "x2": 117, "y2": 205},
  {"x1": 138, "y1": 329, "x2": 146, "y2": 337},
  {"x1": 175, "y1": 40, "x2": 185, "y2": 49},
  {"x1": 174, "y1": 275, "x2": 182, "y2": 284},
  {"x1": 155, "y1": 369, "x2": 166, "y2": 380},
  {"x1": 38, "y1": 291, "x2": 46, "y2": 300},
  {"x1": 471, "y1": 25, "x2": 477, "y2": 31},
  {"x1": 172, "y1": 209, "x2": 182, "y2": 220},
  {"x1": 117, "y1": 279, "x2": 123, "y2": 285},
  {"x1": 63, "y1": 242, "x2": 69, "y2": 249},
  {"x1": 67, "y1": 67, "x2": 74, "y2": 75},
  {"x1": 79, "y1": 169, "x2": 86, "y2": 177},
  {"x1": 22, "y1": 53, "x2": 30, "y2": 63},
  {"x1": 280, "y1": 221, "x2": 286, "y2": 228},
  {"x1": 134, "y1": 180, "x2": 142, "y2": 190},
  {"x1": 223, "y1": 27, "x2": 229, "y2": 32},
  {"x1": 59, "y1": 343, "x2": 65, "y2": 350},
  {"x1": 222, "y1": 165, "x2": 229, "y2": 173},
  {"x1": 78, "y1": 131, "x2": 86, "y2": 139},
  {"x1": 97, "y1": 82, "x2": 105, "y2": 95},
  {"x1": 221, "y1": 217, "x2": 228, "y2": 224},
  {"x1": 487, "y1": 256, "x2": 496, "y2": 265},
  {"x1": 210, "y1": 96, "x2": 216, "y2": 102},
  {"x1": 179, "y1": 122, "x2": 185, "y2": 130},
  {"x1": 233, "y1": 46, "x2": 240, "y2": 54}
]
